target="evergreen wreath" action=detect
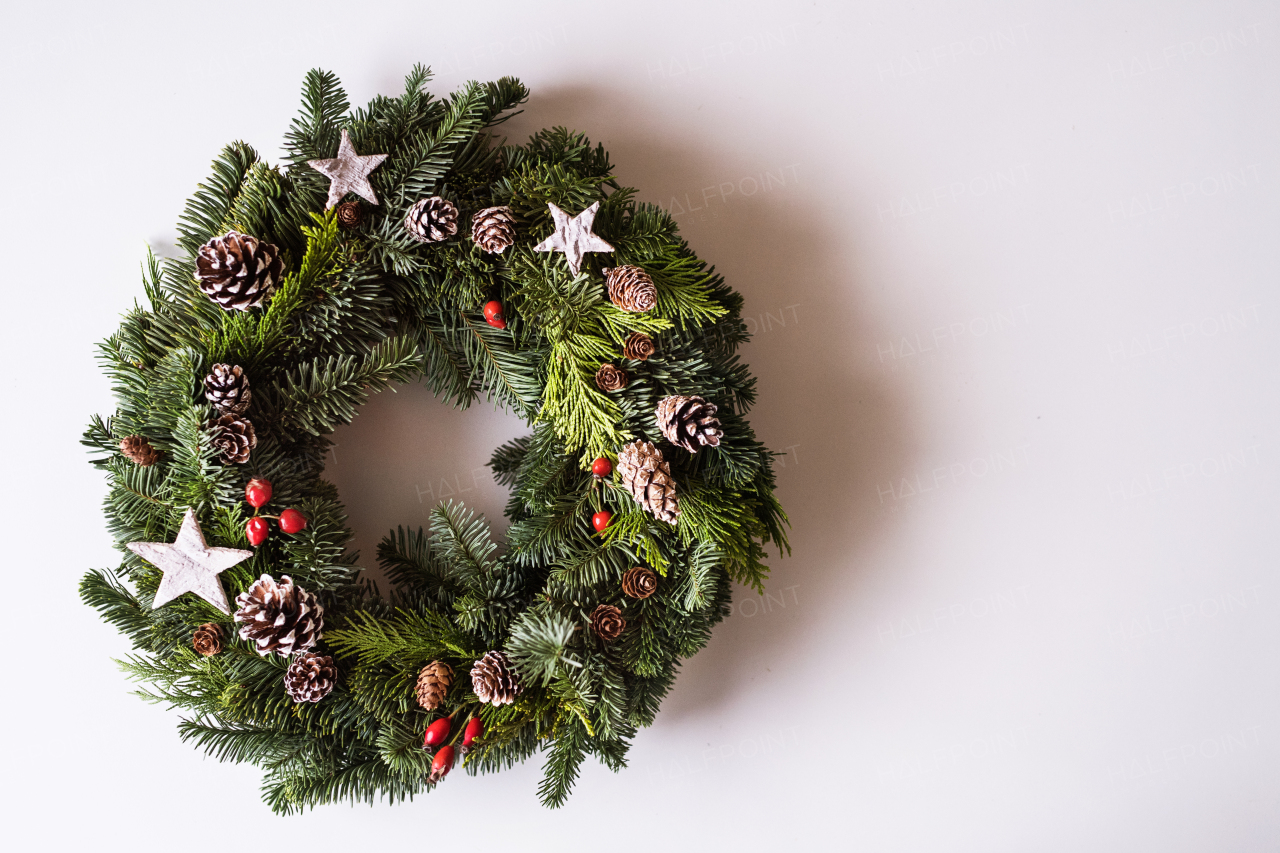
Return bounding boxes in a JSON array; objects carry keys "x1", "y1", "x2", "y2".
[{"x1": 81, "y1": 65, "x2": 788, "y2": 812}]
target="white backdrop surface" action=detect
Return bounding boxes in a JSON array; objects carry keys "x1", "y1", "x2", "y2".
[{"x1": 3, "y1": 1, "x2": 1277, "y2": 850}]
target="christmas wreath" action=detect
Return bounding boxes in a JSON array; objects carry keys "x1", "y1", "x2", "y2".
[{"x1": 82, "y1": 65, "x2": 788, "y2": 812}]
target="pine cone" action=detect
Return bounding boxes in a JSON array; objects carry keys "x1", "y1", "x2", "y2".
[
  {"x1": 192, "y1": 623, "x2": 224, "y2": 656},
  {"x1": 208, "y1": 413, "x2": 257, "y2": 464},
  {"x1": 470, "y1": 206, "x2": 517, "y2": 253},
  {"x1": 415, "y1": 661, "x2": 454, "y2": 710},
  {"x1": 623, "y1": 332, "x2": 655, "y2": 361},
  {"x1": 590, "y1": 604, "x2": 625, "y2": 641},
  {"x1": 616, "y1": 440, "x2": 680, "y2": 524},
  {"x1": 605, "y1": 265, "x2": 657, "y2": 312},
  {"x1": 656, "y1": 395, "x2": 723, "y2": 453},
  {"x1": 595, "y1": 363, "x2": 628, "y2": 392},
  {"x1": 195, "y1": 231, "x2": 282, "y2": 311},
  {"x1": 335, "y1": 200, "x2": 363, "y2": 228},
  {"x1": 621, "y1": 566, "x2": 658, "y2": 600},
  {"x1": 119, "y1": 435, "x2": 161, "y2": 466},
  {"x1": 284, "y1": 652, "x2": 337, "y2": 703},
  {"x1": 234, "y1": 575, "x2": 324, "y2": 657},
  {"x1": 405, "y1": 196, "x2": 459, "y2": 243},
  {"x1": 471, "y1": 651, "x2": 523, "y2": 706},
  {"x1": 203, "y1": 363, "x2": 252, "y2": 414}
]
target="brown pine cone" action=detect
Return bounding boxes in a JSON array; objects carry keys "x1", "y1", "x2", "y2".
[
  {"x1": 195, "y1": 231, "x2": 282, "y2": 311},
  {"x1": 234, "y1": 574, "x2": 324, "y2": 657},
  {"x1": 656, "y1": 395, "x2": 723, "y2": 453},
  {"x1": 119, "y1": 435, "x2": 161, "y2": 467},
  {"x1": 192, "y1": 623, "x2": 224, "y2": 656},
  {"x1": 284, "y1": 652, "x2": 338, "y2": 703},
  {"x1": 470, "y1": 205, "x2": 517, "y2": 253},
  {"x1": 595, "y1": 363, "x2": 628, "y2": 392},
  {"x1": 208, "y1": 413, "x2": 257, "y2": 464},
  {"x1": 590, "y1": 604, "x2": 626, "y2": 641},
  {"x1": 203, "y1": 363, "x2": 251, "y2": 414},
  {"x1": 335, "y1": 200, "x2": 363, "y2": 228},
  {"x1": 405, "y1": 196, "x2": 459, "y2": 243},
  {"x1": 415, "y1": 661, "x2": 454, "y2": 710},
  {"x1": 622, "y1": 332, "x2": 655, "y2": 361},
  {"x1": 621, "y1": 566, "x2": 658, "y2": 600},
  {"x1": 605, "y1": 265, "x2": 657, "y2": 312},
  {"x1": 617, "y1": 440, "x2": 680, "y2": 524},
  {"x1": 471, "y1": 650, "x2": 523, "y2": 706}
]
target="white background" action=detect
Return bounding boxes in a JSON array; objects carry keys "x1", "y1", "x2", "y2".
[{"x1": 2, "y1": 1, "x2": 1277, "y2": 849}]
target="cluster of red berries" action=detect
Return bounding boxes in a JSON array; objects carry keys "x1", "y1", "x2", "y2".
[
  {"x1": 590, "y1": 457, "x2": 613, "y2": 533},
  {"x1": 243, "y1": 478, "x2": 308, "y2": 546},
  {"x1": 422, "y1": 713, "x2": 484, "y2": 782}
]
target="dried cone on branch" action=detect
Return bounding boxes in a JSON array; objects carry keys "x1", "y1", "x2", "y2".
[
  {"x1": 405, "y1": 196, "x2": 459, "y2": 243},
  {"x1": 192, "y1": 623, "x2": 224, "y2": 656},
  {"x1": 209, "y1": 413, "x2": 257, "y2": 464},
  {"x1": 471, "y1": 651, "x2": 523, "y2": 706},
  {"x1": 621, "y1": 566, "x2": 658, "y2": 600},
  {"x1": 284, "y1": 652, "x2": 337, "y2": 703},
  {"x1": 415, "y1": 661, "x2": 454, "y2": 710},
  {"x1": 590, "y1": 604, "x2": 626, "y2": 641},
  {"x1": 656, "y1": 395, "x2": 723, "y2": 453},
  {"x1": 335, "y1": 200, "x2": 363, "y2": 228},
  {"x1": 616, "y1": 440, "x2": 680, "y2": 524},
  {"x1": 119, "y1": 435, "x2": 161, "y2": 467},
  {"x1": 595, "y1": 363, "x2": 628, "y2": 392},
  {"x1": 195, "y1": 231, "x2": 282, "y2": 311},
  {"x1": 623, "y1": 332, "x2": 655, "y2": 361},
  {"x1": 605, "y1": 265, "x2": 657, "y2": 312},
  {"x1": 203, "y1": 363, "x2": 252, "y2": 414},
  {"x1": 470, "y1": 205, "x2": 517, "y2": 253},
  {"x1": 234, "y1": 574, "x2": 324, "y2": 657}
]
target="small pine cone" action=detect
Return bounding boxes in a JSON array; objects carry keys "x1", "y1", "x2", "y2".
[
  {"x1": 192, "y1": 623, "x2": 224, "y2": 656},
  {"x1": 605, "y1": 265, "x2": 657, "y2": 312},
  {"x1": 284, "y1": 652, "x2": 338, "y2": 703},
  {"x1": 119, "y1": 435, "x2": 161, "y2": 466},
  {"x1": 656, "y1": 395, "x2": 723, "y2": 453},
  {"x1": 415, "y1": 661, "x2": 454, "y2": 711},
  {"x1": 405, "y1": 196, "x2": 459, "y2": 243},
  {"x1": 234, "y1": 574, "x2": 324, "y2": 657},
  {"x1": 595, "y1": 363, "x2": 628, "y2": 392},
  {"x1": 616, "y1": 440, "x2": 680, "y2": 525},
  {"x1": 203, "y1": 363, "x2": 252, "y2": 414},
  {"x1": 622, "y1": 332, "x2": 655, "y2": 361},
  {"x1": 470, "y1": 205, "x2": 517, "y2": 253},
  {"x1": 335, "y1": 200, "x2": 363, "y2": 228},
  {"x1": 470, "y1": 651, "x2": 523, "y2": 706},
  {"x1": 621, "y1": 566, "x2": 658, "y2": 600},
  {"x1": 590, "y1": 604, "x2": 626, "y2": 641},
  {"x1": 195, "y1": 231, "x2": 282, "y2": 311},
  {"x1": 208, "y1": 413, "x2": 257, "y2": 464}
]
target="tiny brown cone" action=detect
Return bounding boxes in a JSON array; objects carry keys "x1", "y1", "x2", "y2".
[
  {"x1": 192, "y1": 623, "x2": 224, "y2": 656},
  {"x1": 590, "y1": 604, "x2": 625, "y2": 641},
  {"x1": 605, "y1": 265, "x2": 657, "y2": 312},
  {"x1": 595, "y1": 363, "x2": 628, "y2": 392},
  {"x1": 416, "y1": 661, "x2": 454, "y2": 710},
  {"x1": 336, "y1": 201, "x2": 363, "y2": 228},
  {"x1": 621, "y1": 567, "x2": 658, "y2": 600},
  {"x1": 120, "y1": 435, "x2": 161, "y2": 467},
  {"x1": 622, "y1": 332, "x2": 655, "y2": 361}
]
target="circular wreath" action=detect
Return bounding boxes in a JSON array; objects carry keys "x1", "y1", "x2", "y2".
[{"x1": 82, "y1": 65, "x2": 788, "y2": 812}]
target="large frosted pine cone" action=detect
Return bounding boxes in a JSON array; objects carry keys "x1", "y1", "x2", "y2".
[
  {"x1": 284, "y1": 652, "x2": 337, "y2": 703},
  {"x1": 203, "y1": 363, "x2": 252, "y2": 414},
  {"x1": 415, "y1": 661, "x2": 454, "y2": 710},
  {"x1": 470, "y1": 205, "x2": 517, "y2": 253},
  {"x1": 234, "y1": 575, "x2": 324, "y2": 657},
  {"x1": 656, "y1": 395, "x2": 723, "y2": 453},
  {"x1": 605, "y1": 265, "x2": 657, "y2": 312},
  {"x1": 195, "y1": 231, "x2": 282, "y2": 311},
  {"x1": 208, "y1": 413, "x2": 257, "y2": 464},
  {"x1": 405, "y1": 196, "x2": 459, "y2": 243},
  {"x1": 470, "y1": 651, "x2": 523, "y2": 706},
  {"x1": 616, "y1": 440, "x2": 680, "y2": 525}
]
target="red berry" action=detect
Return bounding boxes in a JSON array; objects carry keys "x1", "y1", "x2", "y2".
[
  {"x1": 246, "y1": 517, "x2": 269, "y2": 546},
  {"x1": 463, "y1": 717, "x2": 483, "y2": 748},
  {"x1": 424, "y1": 716, "x2": 452, "y2": 748},
  {"x1": 591, "y1": 457, "x2": 612, "y2": 477},
  {"x1": 279, "y1": 508, "x2": 307, "y2": 534},
  {"x1": 592, "y1": 511, "x2": 613, "y2": 533},
  {"x1": 245, "y1": 478, "x2": 272, "y2": 508},
  {"x1": 483, "y1": 300, "x2": 506, "y2": 330},
  {"x1": 431, "y1": 745, "x2": 455, "y2": 780}
]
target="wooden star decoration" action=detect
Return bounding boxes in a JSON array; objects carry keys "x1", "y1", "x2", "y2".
[
  {"x1": 307, "y1": 129, "x2": 389, "y2": 209},
  {"x1": 126, "y1": 509, "x2": 253, "y2": 614},
  {"x1": 533, "y1": 201, "x2": 615, "y2": 276}
]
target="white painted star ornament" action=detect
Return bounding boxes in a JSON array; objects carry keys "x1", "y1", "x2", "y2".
[
  {"x1": 126, "y1": 509, "x2": 254, "y2": 614},
  {"x1": 307, "y1": 129, "x2": 389, "y2": 209},
  {"x1": 533, "y1": 201, "x2": 615, "y2": 276}
]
